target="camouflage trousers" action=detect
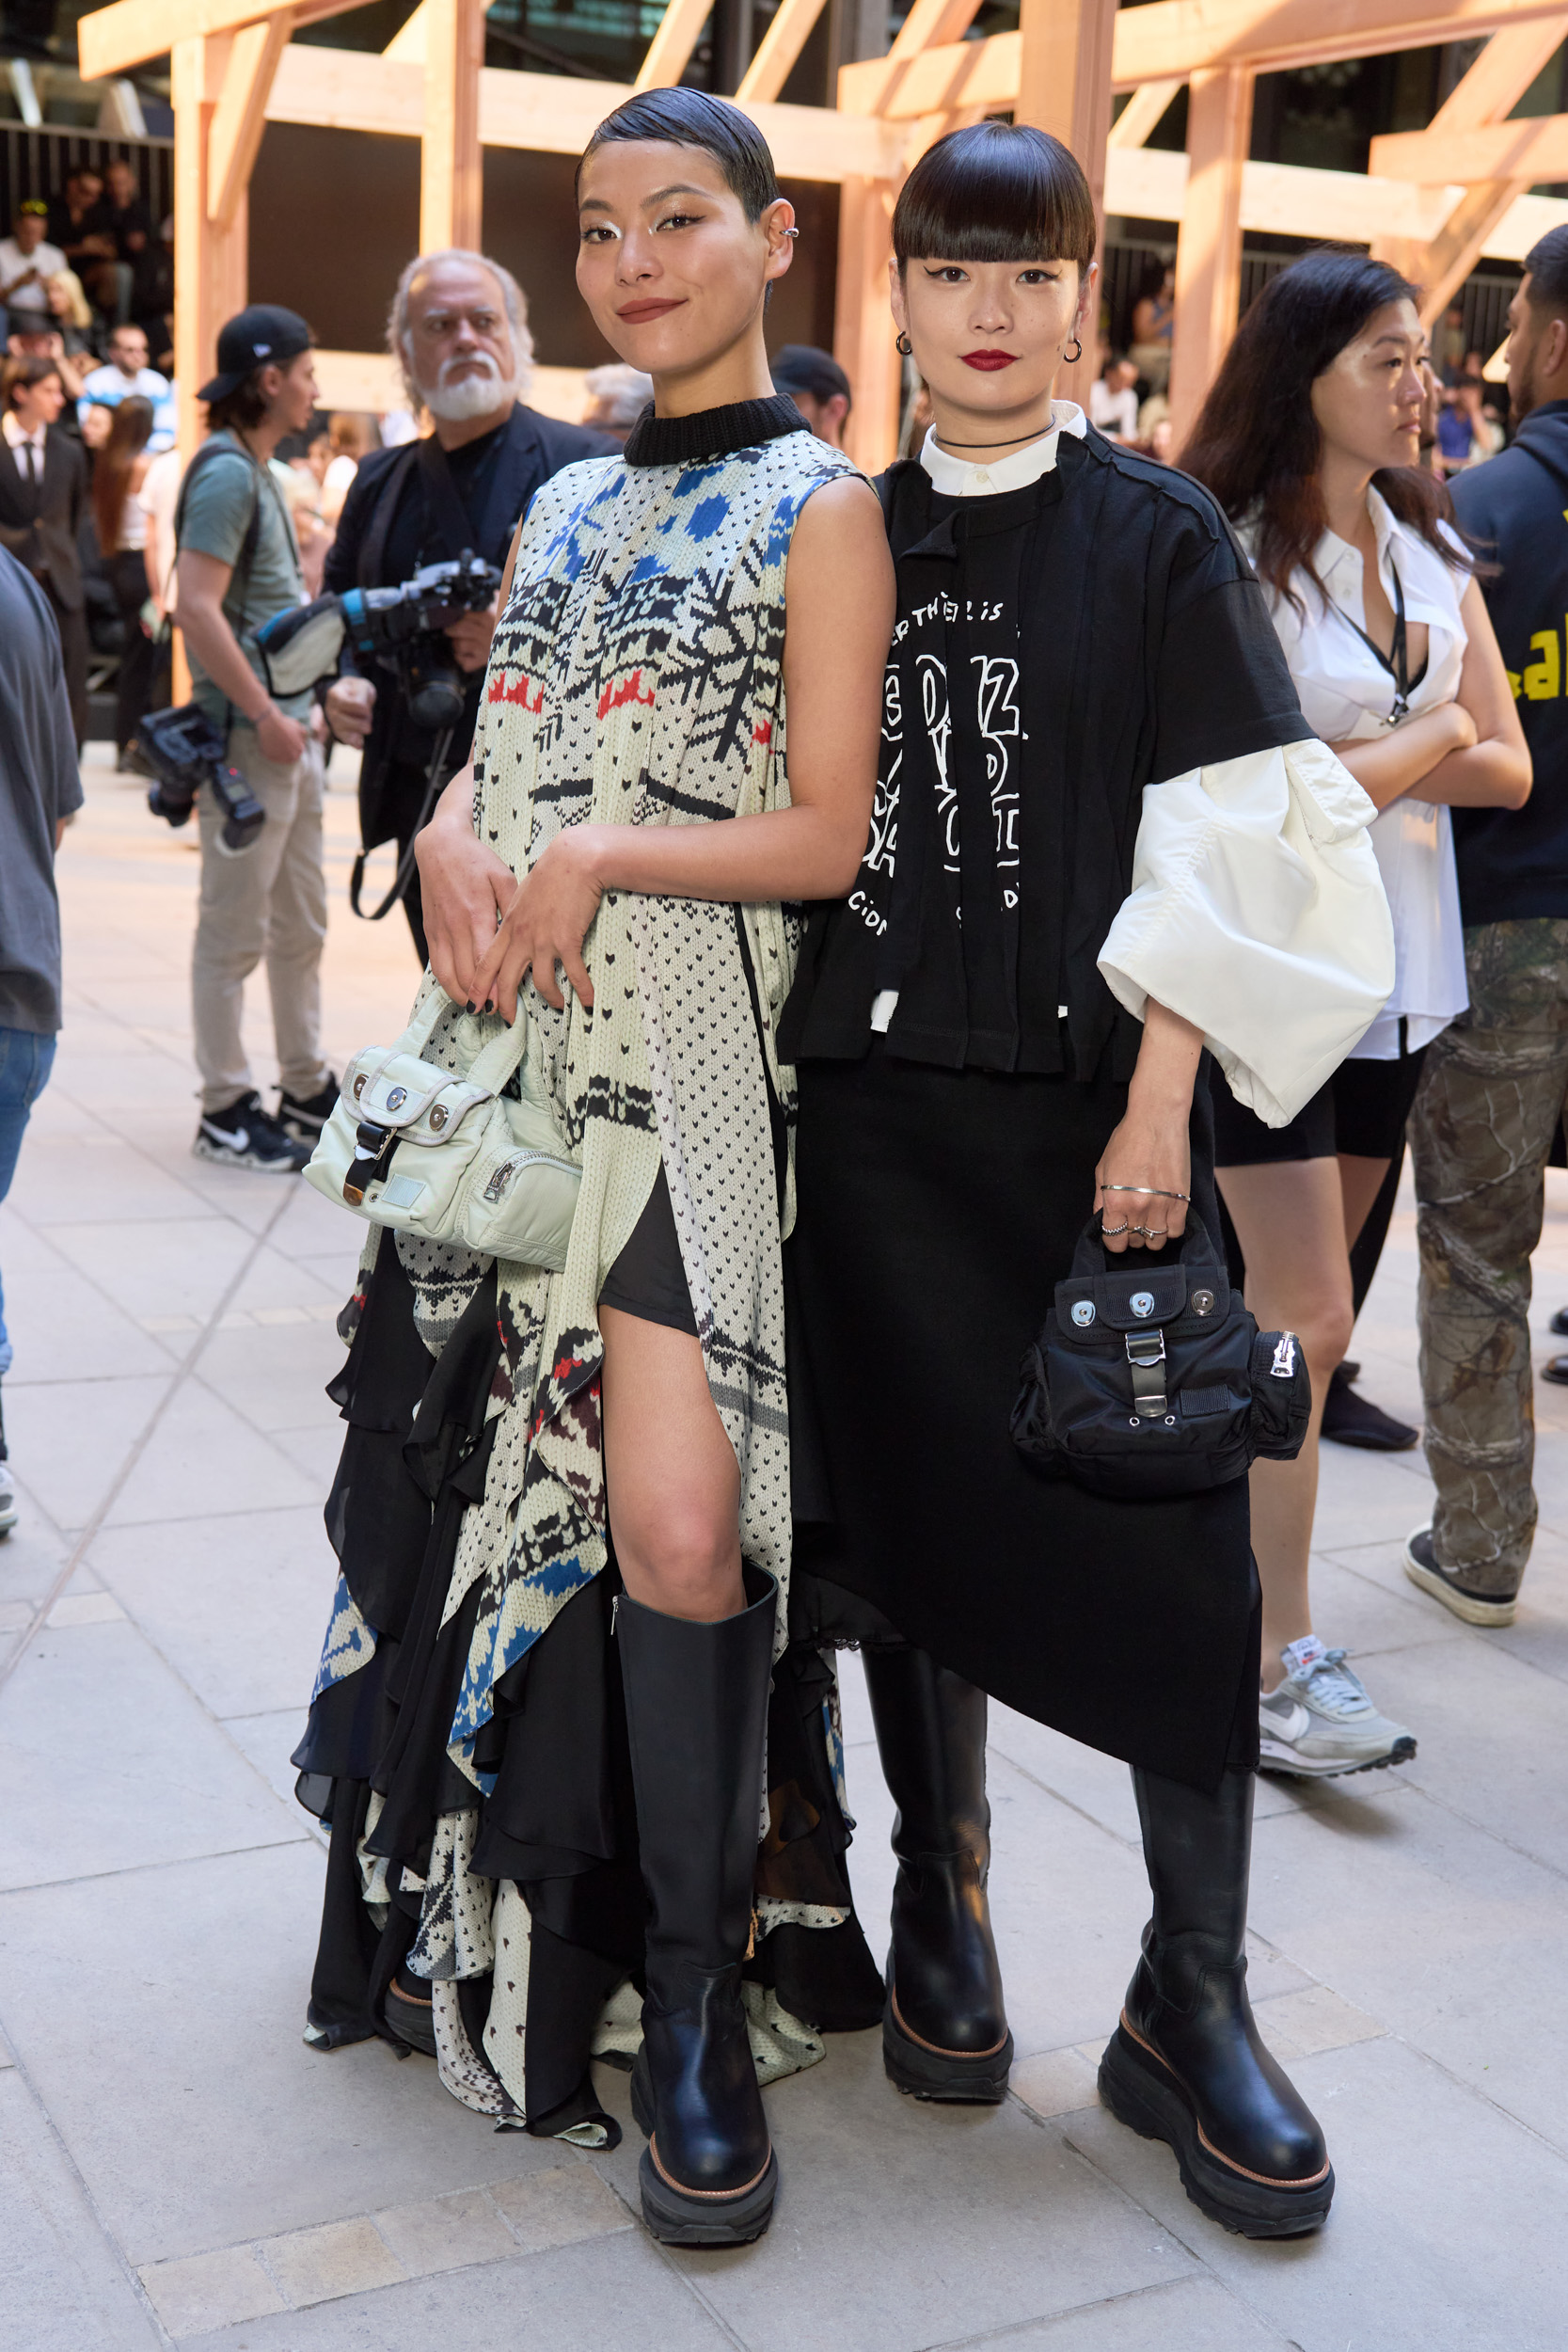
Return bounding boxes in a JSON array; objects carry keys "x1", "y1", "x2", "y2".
[{"x1": 1409, "y1": 918, "x2": 1568, "y2": 1595}]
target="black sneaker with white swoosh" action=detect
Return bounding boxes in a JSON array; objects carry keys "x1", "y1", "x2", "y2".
[
  {"x1": 193, "y1": 1089, "x2": 310, "y2": 1173},
  {"x1": 277, "y1": 1075, "x2": 340, "y2": 1148}
]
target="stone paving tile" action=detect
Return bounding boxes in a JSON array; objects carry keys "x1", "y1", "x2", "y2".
[
  {"x1": 371, "y1": 2186, "x2": 515, "y2": 2278},
  {"x1": 0, "y1": 1618, "x2": 304, "y2": 1893},
  {"x1": 1066, "y1": 2035, "x2": 1568, "y2": 2352},
  {"x1": 0, "y1": 1843, "x2": 595, "y2": 2266},
  {"x1": 89, "y1": 1506, "x2": 335, "y2": 1720},
  {"x1": 486, "y1": 2160, "x2": 632, "y2": 2254},
  {"x1": 104, "y1": 1377, "x2": 322, "y2": 1528},
  {"x1": 174, "y1": 2228, "x2": 734, "y2": 2352},
  {"x1": 964, "y1": 2277, "x2": 1291, "y2": 2350},
  {"x1": 264, "y1": 2216, "x2": 404, "y2": 2307},
  {"x1": 224, "y1": 1708, "x2": 316, "y2": 1820},
  {"x1": 1249, "y1": 1790, "x2": 1568, "y2": 2160},
  {"x1": 1011, "y1": 2043, "x2": 1102, "y2": 2120},
  {"x1": 1, "y1": 1371, "x2": 170, "y2": 1534},
  {"x1": 139, "y1": 2246, "x2": 287, "y2": 2338},
  {"x1": 44, "y1": 1215, "x2": 261, "y2": 1329},
  {"x1": 590, "y1": 2031, "x2": 1199, "y2": 2352},
  {"x1": 0, "y1": 2068, "x2": 161, "y2": 2351},
  {"x1": 0, "y1": 1217, "x2": 180, "y2": 1386},
  {"x1": 196, "y1": 1317, "x2": 352, "y2": 1440}
]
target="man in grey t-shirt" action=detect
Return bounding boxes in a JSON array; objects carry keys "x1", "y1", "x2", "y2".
[
  {"x1": 173, "y1": 305, "x2": 336, "y2": 1173},
  {"x1": 0, "y1": 545, "x2": 82, "y2": 1534}
]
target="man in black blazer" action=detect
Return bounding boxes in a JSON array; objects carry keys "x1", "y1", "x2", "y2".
[
  {"x1": 0, "y1": 356, "x2": 88, "y2": 745},
  {"x1": 324, "y1": 249, "x2": 617, "y2": 961}
]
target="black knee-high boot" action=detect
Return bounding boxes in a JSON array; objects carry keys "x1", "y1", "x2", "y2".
[
  {"x1": 1099, "y1": 1765, "x2": 1334, "y2": 2238},
  {"x1": 619, "y1": 1565, "x2": 779, "y2": 2246},
  {"x1": 863, "y1": 1646, "x2": 1012, "y2": 2103}
]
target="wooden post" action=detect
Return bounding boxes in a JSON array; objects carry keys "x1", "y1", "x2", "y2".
[
  {"x1": 835, "y1": 173, "x2": 901, "y2": 473},
  {"x1": 1016, "y1": 0, "x2": 1117, "y2": 411},
  {"x1": 1167, "y1": 64, "x2": 1253, "y2": 452},
  {"x1": 421, "y1": 0, "x2": 485, "y2": 252},
  {"x1": 172, "y1": 33, "x2": 249, "y2": 469}
]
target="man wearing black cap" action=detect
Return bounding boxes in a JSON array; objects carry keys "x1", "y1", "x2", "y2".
[
  {"x1": 172, "y1": 304, "x2": 337, "y2": 1175},
  {"x1": 768, "y1": 344, "x2": 851, "y2": 449}
]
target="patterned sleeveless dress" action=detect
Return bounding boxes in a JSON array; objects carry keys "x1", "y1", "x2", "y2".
[{"x1": 294, "y1": 398, "x2": 879, "y2": 2142}]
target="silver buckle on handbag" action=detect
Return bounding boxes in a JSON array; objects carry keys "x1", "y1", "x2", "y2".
[{"x1": 1126, "y1": 1327, "x2": 1167, "y2": 1420}]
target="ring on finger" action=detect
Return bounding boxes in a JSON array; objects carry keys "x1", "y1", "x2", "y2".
[{"x1": 1101, "y1": 1219, "x2": 1131, "y2": 1236}]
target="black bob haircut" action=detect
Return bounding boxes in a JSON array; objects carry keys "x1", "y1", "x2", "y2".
[
  {"x1": 894, "y1": 120, "x2": 1097, "y2": 272},
  {"x1": 578, "y1": 87, "x2": 781, "y2": 223}
]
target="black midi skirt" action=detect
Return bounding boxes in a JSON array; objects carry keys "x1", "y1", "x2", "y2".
[{"x1": 787, "y1": 1044, "x2": 1259, "y2": 1793}]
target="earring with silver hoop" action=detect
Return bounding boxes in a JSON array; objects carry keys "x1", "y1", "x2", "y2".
[
  {"x1": 895, "y1": 330, "x2": 913, "y2": 356},
  {"x1": 1062, "y1": 335, "x2": 1083, "y2": 363}
]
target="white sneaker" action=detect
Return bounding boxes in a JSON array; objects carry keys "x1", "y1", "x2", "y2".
[
  {"x1": 0, "y1": 1456, "x2": 16, "y2": 1537},
  {"x1": 1259, "y1": 1635, "x2": 1416, "y2": 1778}
]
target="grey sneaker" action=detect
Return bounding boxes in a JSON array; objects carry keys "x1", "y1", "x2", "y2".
[
  {"x1": 1403, "y1": 1527, "x2": 1518, "y2": 1628},
  {"x1": 0, "y1": 1457, "x2": 15, "y2": 1537},
  {"x1": 1259, "y1": 1636, "x2": 1416, "y2": 1778}
]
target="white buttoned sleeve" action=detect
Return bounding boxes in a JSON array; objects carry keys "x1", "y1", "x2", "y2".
[{"x1": 1096, "y1": 738, "x2": 1395, "y2": 1126}]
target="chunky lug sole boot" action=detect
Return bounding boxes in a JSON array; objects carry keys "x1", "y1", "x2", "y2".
[
  {"x1": 863, "y1": 1646, "x2": 1013, "y2": 2104},
  {"x1": 619, "y1": 1565, "x2": 780, "y2": 2247},
  {"x1": 1099, "y1": 1766, "x2": 1334, "y2": 2239}
]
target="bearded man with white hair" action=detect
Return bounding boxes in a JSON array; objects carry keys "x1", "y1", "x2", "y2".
[{"x1": 325, "y1": 249, "x2": 615, "y2": 961}]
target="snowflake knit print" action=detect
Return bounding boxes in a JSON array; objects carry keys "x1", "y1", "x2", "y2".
[{"x1": 426, "y1": 424, "x2": 862, "y2": 1786}]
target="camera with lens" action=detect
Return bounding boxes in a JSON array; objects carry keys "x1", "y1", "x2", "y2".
[
  {"x1": 133, "y1": 704, "x2": 267, "y2": 855},
  {"x1": 254, "y1": 551, "x2": 505, "y2": 733}
]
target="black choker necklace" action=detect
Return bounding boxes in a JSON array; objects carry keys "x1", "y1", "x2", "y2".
[{"x1": 935, "y1": 428, "x2": 1054, "y2": 452}]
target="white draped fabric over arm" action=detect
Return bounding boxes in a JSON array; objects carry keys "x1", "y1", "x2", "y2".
[{"x1": 1096, "y1": 738, "x2": 1395, "y2": 1128}]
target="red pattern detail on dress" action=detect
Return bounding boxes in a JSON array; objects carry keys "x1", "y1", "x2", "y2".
[
  {"x1": 596, "y1": 670, "x2": 655, "y2": 722},
  {"x1": 752, "y1": 720, "x2": 772, "y2": 746},
  {"x1": 489, "y1": 672, "x2": 543, "y2": 711}
]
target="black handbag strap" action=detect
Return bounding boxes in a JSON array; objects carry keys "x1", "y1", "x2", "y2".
[{"x1": 1069, "y1": 1210, "x2": 1223, "y2": 1282}]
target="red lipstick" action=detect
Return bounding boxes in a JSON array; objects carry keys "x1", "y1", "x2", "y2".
[
  {"x1": 617, "y1": 298, "x2": 685, "y2": 324},
  {"x1": 962, "y1": 350, "x2": 1016, "y2": 371}
]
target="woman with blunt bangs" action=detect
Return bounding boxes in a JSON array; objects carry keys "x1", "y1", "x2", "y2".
[
  {"x1": 782, "y1": 121, "x2": 1394, "y2": 2239},
  {"x1": 293, "y1": 87, "x2": 894, "y2": 2249},
  {"x1": 1181, "y1": 254, "x2": 1527, "y2": 1768}
]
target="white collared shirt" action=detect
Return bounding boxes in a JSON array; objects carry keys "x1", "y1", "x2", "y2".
[
  {"x1": 1242, "y1": 489, "x2": 1469, "y2": 1057},
  {"x1": 918, "y1": 402, "x2": 1087, "y2": 500},
  {"x1": 2, "y1": 410, "x2": 46, "y2": 484}
]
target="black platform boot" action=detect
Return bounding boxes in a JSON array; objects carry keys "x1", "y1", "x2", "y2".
[
  {"x1": 863, "y1": 1646, "x2": 1013, "y2": 2103},
  {"x1": 619, "y1": 1565, "x2": 779, "y2": 2247},
  {"x1": 1099, "y1": 1766, "x2": 1334, "y2": 2238}
]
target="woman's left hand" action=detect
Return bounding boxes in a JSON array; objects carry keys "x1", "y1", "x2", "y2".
[
  {"x1": 468, "y1": 828, "x2": 604, "y2": 1021},
  {"x1": 1095, "y1": 1105, "x2": 1192, "y2": 1255}
]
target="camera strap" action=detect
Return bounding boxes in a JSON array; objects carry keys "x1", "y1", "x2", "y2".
[{"x1": 349, "y1": 724, "x2": 455, "y2": 920}]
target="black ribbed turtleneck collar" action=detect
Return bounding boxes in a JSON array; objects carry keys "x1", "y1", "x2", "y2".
[{"x1": 623, "y1": 393, "x2": 806, "y2": 468}]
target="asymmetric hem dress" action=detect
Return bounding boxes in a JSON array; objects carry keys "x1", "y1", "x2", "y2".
[
  {"x1": 293, "y1": 397, "x2": 887, "y2": 2145},
  {"x1": 780, "y1": 414, "x2": 1395, "y2": 1792}
]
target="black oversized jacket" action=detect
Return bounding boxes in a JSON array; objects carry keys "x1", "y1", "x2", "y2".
[{"x1": 781, "y1": 429, "x2": 1309, "y2": 1082}]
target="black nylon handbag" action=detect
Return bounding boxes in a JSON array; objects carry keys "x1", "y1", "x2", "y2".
[{"x1": 1010, "y1": 1216, "x2": 1310, "y2": 1500}]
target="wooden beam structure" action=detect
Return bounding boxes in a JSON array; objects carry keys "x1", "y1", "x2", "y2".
[
  {"x1": 420, "y1": 0, "x2": 485, "y2": 249},
  {"x1": 1168, "y1": 65, "x2": 1253, "y2": 447},
  {"x1": 1017, "y1": 0, "x2": 1118, "y2": 409},
  {"x1": 76, "y1": 0, "x2": 1568, "y2": 486}
]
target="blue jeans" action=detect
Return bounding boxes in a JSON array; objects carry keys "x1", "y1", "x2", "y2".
[{"x1": 0, "y1": 1027, "x2": 56, "y2": 1379}]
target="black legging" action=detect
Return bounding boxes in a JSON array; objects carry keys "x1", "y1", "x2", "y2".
[{"x1": 106, "y1": 548, "x2": 155, "y2": 755}]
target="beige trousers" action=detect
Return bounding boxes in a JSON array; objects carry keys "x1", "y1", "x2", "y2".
[{"x1": 192, "y1": 729, "x2": 330, "y2": 1115}]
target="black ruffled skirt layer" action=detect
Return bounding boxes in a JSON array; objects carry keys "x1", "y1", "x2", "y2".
[
  {"x1": 787, "y1": 1043, "x2": 1260, "y2": 1795},
  {"x1": 293, "y1": 1233, "x2": 883, "y2": 2142}
]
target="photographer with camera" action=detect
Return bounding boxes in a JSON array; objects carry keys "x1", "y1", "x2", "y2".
[
  {"x1": 324, "y1": 248, "x2": 614, "y2": 962},
  {"x1": 172, "y1": 305, "x2": 337, "y2": 1174}
]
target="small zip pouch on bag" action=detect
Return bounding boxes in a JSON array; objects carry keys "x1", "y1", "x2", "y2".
[{"x1": 304, "y1": 992, "x2": 580, "y2": 1269}]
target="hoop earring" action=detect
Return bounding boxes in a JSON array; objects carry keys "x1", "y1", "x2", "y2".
[
  {"x1": 1063, "y1": 335, "x2": 1083, "y2": 364},
  {"x1": 895, "y1": 330, "x2": 912, "y2": 357}
]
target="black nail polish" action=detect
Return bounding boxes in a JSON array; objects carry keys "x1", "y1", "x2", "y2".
[{"x1": 465, "y1": 1000, "x2": 475, "y2": 1014}]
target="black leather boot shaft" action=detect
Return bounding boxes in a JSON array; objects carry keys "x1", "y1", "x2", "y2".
[
  {"x1": 617, "y1": 1565, "x2": 776, "y2": 2223},
  {"x1": 864, "y1": 1645, "x2": 1010, "y2": 2074},
  {"x1": 1101, "y1": 1766, "x2": 1332, "y2": 2234}
]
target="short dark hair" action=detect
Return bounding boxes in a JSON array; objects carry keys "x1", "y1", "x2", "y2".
[
  {"x1": 1524, "y1": 226, "x2": 1568, "y2": 319},
  {"x1": 769, "y1": 343, "x2": 850, "y2": 409},
  {"x1": 207, "y1": 373, "x2": 272, "y2": 432},
  {"x1": 893, "y1": 121, "x2": 1097, "y2": 273},
  {"x1": 1181, "y1": 246, "x2": 1462, "y2": 615},
  {"x1": 2, "y1": 354, "x2": 62, "y2": 411},
  {"x1": 578, "y1": 88, "x2": 780, "y2": 223}
]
